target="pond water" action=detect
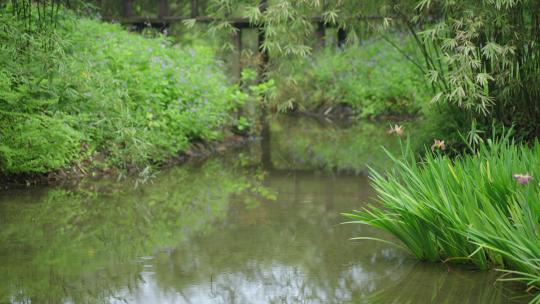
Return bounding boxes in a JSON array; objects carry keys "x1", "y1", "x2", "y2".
[{"x1": 0, "y1": 116, "x2": 529, "y2": 304}]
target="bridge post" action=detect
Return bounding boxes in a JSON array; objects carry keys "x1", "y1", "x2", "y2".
[
  {"x1": 232, "y1": 28, "x2": 243, "y2": 82},
  {"x1": 337, "y1": 27, "x2": 347, "y2": 48},
  {"x1": 191, "y1": 0, "x2": 198, "y2": 18},
  {"x1": 122, "y1": 0, "x2": 133, "y2": 17},
  {"x1": 315, "y1": 22, "x2": 325, "y2": 49},
  {"x1": 158, "y1": 0, "x2": 168, "y2": 17}
]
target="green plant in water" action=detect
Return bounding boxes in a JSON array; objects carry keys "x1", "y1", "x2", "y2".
[{"x1": 344, "y1": 135, "x2": 540, "y2": 303}]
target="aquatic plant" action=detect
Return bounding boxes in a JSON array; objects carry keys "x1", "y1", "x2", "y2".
[{"x1": 344, "y1": 136, "x2": 540, "y2": 302}]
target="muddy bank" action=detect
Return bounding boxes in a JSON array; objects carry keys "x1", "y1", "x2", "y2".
[{"x1": 0, "y1": 134, "x2": 256, "y2": 188}]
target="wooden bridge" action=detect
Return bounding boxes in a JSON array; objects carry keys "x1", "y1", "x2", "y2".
[
  {"x1": 108, "y1": 0, "x2": 349, "y2": 41},
  {"x1": 104, "y1": 0, "x2": 385, "y2": 78}
]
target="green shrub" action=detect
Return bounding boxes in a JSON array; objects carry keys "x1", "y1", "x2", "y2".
[
  {"x1": 0, "y1": 9, "x2": 242, "y2": 173},
  {"x1": 0, "y1": 113, "x2": 81, "y2": 173},
  {"x1": 59, "y1": 17, "x2": 241, "y2": 166},
  {"x1": 0, "y1": 12, "x2": 82, "y2": 173},
  {"x1": 274, "y1": 34, "x2": 430, "y2": 118},
  {"x1": 344, "y1": 137, "x2": 540, "y2": 302}
]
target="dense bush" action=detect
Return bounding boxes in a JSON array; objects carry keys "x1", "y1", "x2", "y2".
[
  {"x1": 345, "y1": 137, "x2": 540, "y2": 302},
  {"x1": 0, "y1": 10, "x2": 243, "y2": 174},
  {"x1": 274, "y1": 35, "x2": 430, "y2": 118}
]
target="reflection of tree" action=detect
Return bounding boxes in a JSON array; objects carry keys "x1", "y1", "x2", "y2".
[
  {"x1": 117, "y1": 172, "x2": 524, "y2": 304},
  {"x1": 0, "y1": 117, "x2": 523, "y2": 304},
  {"x1": 135, "y1": 173, "x2": 406, "y2": 303},
  {"x1": 0, "y1": 160, "x2": 259, "y2": 303}
]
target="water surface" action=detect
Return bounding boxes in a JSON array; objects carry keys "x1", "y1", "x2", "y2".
[{"x1": 0, "y1": 117, "x2": 528, "y2": 303}]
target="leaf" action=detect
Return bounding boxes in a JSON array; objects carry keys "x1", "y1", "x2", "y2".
[{"x1": 182, "y1": 19, "x2": 197, "y2": 28}]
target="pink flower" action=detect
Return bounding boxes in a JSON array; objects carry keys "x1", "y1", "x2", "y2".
[
  {"x1": 387, "y1": 125, "x2": 405, "y2": 137},
  {"x1": 431, "y1": 139, "x2": 446, "y2": 152},
  {"x1": 513, "y1": 174, "x2": 533, "y2": 185}
]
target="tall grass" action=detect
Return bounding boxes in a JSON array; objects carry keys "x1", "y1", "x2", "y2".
[{"x1": 344, "y1": 137, "x2": 540, "y2": 302}]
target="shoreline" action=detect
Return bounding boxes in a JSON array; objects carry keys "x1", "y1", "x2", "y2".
[{"x1": 0, "y1": 134, "x2": 257, "y2": 188}]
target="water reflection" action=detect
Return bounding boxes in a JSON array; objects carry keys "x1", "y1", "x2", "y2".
[
  {"x1": 266, "y1": 117, "x2": 410, "y2": 173},
  {"x1": 0, "y1": 160, "x2": 265, "y2": 303},
  {"x1": 109, "y1": 173, "x2": 524, "y2": 304},
  {"x1": 0, "y1": 116, "x2": 528, "y2": 303}
]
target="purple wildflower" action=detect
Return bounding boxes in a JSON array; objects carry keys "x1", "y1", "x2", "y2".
[
  {"x1": 513, "y1": 174, "x2": 533, "y2": 185},
  {"x1": 431, "y1": 140, "x2": 446, "y2": 152}
]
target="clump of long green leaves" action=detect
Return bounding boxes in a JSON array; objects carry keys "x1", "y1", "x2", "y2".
[{"x1": 344, "y1": 136, "x2": 540, "y2": 302}]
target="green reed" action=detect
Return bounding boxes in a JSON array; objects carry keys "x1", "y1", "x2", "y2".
[{"x1": 345, "y1": 136, "x2": 540, "y2": 303}]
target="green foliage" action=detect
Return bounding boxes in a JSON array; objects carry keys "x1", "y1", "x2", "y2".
[
  {"x1": 0, "y1": 8, "x2": 241, "y2": 173},
  {"x1": 249, "y1": 78, "x2": 276, "y2": 99},
  {"x1": 235, "y1": 116, "x2": 251, "y2": 132},
  {"x1": 199, "y1": 0, "x2": 540, "y2": 137},
  {"x1": 403, "y1": 0, "x2": 540, "y2": 138},
  {"x1": 201, "y1": 0, "x2": 409, "y2": 56},
  {"x1": 7, "y1": 0, "x2": 65, "y2": 33},
  {"x1": 0, "y1": 114, "x2": 81, "y2": 173},
  {"x1": 0, "y1": 11, "x2": 83, "y2": 173},
  {"x1": 344, "y1": 137, "x2": 540, "y2": 302},
  {"x1": 273, "y1": 35, "x2": 430, "y2": 118},
  {"x1": 60, "y1": 17, "x2": 240, "y2": 166},
  {"x1": 88, "y1": 0, "x2": 540, "y2": 137}
]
